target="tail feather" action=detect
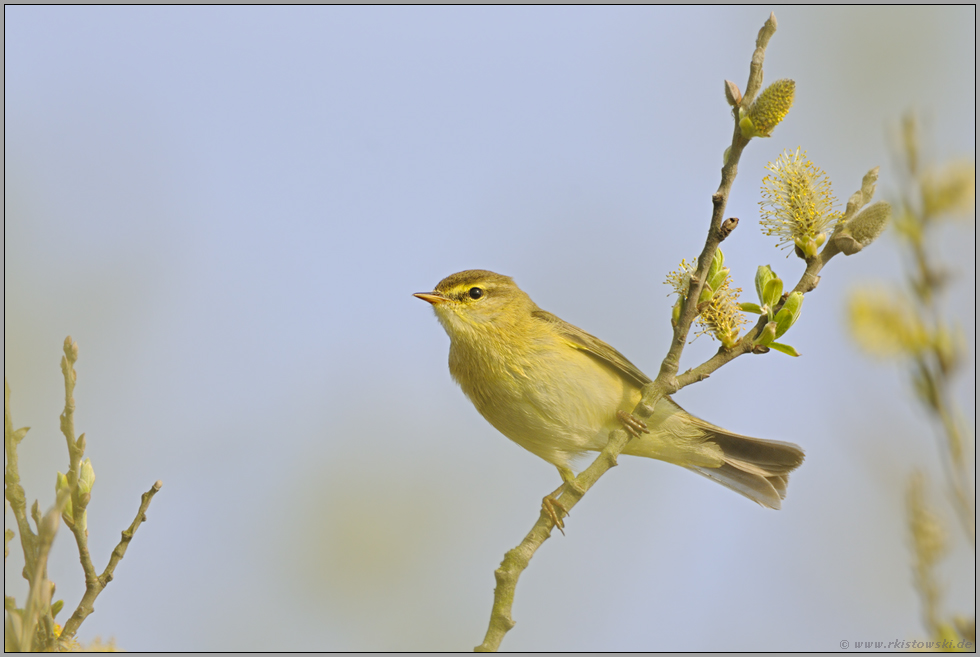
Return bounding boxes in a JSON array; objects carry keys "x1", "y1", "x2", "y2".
[
  {"x1": 687, "y1": 462, "x2": 791, "y2": 509},
  {"x1": 688, "y1": 431, "x2": 804, "y2": 509},
  {"x1": 698, "y1": 431, "x2": 804, "y2": 475}
]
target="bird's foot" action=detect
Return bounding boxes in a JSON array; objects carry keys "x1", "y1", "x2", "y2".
[
  {"x1": 617, "y1": 409, "x2": 649, "y2": 438},
  {"x1": 541, "y1": 490, "x2": 568, "y2": 535},
  {"x1": 542, "y1": 468, "x2": 586, "y2": 535}
]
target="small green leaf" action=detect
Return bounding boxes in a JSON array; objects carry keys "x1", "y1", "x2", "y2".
[
  {"x1": 773, "y1": 291, "x2": 804, "y2": 337},
  {"x1": 708, "y1": 268, "x2": 729, "y2": 295},
  {"x1": 781, "y1": 291, "x2": 804, "y2": 319},
  {"x1": 773, "y1": 310, "x2": 794, "y2": 339},
  {"x1": 739, "y1": 302, "x2": 764, "y2": 314},
  {"x1": 763, "y1": 277, "x2": 783, "y2": 310},
  {"x1": 51, "y1": 600, "x2": 64, "y2": 619},
  {"x1": 769, "y1": 342, "x2": 801, "y2": 357}
]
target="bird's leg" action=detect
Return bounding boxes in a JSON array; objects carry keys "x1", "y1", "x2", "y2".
[
  {"x1": 541, "y1": 467, "x2": 581, "y2": 535},
  {"x1": 617, "y1": 409, "x2": 649, "y2": 438}
]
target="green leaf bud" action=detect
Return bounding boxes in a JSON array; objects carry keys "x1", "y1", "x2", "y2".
[
  {"x1": 755, "y1": 321, "x2": 778, "y2": 347},
  {"x1": 704, "y1": 249, "x2": 730, "y2": 301},
  {"x1": 55, "y1": 473, "x2": 74, "y2": 521},
  {"x1": 755, "y1": 265, "x2": 776, "y2": 305},
  {"x1": 78, "y1": 458, "x2": 96, "y2": 495},
  {"x1": 706, "y1": 248, "x2": 725, "y2": 282}
]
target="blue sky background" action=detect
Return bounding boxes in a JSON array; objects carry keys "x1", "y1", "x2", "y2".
[{"x1": 5, "y1": 6, "x2": 975, "y2": 651}]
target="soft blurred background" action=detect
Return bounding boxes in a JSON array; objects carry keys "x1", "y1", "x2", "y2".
[{"x1": 5, "y1": 6, "x2": 975, "y2": 651}]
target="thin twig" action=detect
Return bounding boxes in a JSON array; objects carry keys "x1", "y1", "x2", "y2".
[
  {"x1": 58, "y1": 480, "x2": 163, "y2": 644},
  {"x1": 59, "y1": 337, "x2": 86, "y2": 513},
  {"x1": 4, "y1": 379, "x2": 38, "y2": 589}
]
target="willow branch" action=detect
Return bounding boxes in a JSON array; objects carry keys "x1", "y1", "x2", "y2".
[
  {"x1": 891, "y1": 119, "x2": 975, "y2": 545},
  {"x1": 654, "y1": 12, "x2": 775, "y2": 388},
  {"x1": 475, "y1": 14, "x2": 780, "y2": 652}
]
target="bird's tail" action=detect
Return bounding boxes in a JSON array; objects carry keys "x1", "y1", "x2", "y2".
[
  {"x1": 621, "y1": 398, "x2": 805, "y2": 509},
  {"x1": 684, "y1": 427, "x2": 805, "y2": 510}
]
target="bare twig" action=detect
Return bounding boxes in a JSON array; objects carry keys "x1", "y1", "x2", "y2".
[
  {"x1": 58, "y1": 480, "x2": 163, "y2": 644},
  {"x1": 59, "y1": 337, "x2": 86, "y2": 519}
]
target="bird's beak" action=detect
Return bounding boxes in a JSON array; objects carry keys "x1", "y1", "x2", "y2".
[{"x1": 414, "y1": 291, "x2": 448, "y2": 305}]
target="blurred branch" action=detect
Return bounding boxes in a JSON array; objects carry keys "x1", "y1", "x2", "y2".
[
  {"x1": 891, "y1": 114, "x2": 973, "y2": 541},
  {"x1": 907, "y1": 472, "x2": 947, "y2": 638},
  {"x1": 5, "y1": 378, "x2": 62, "y2": 652},
  {"x1": 848, "y1": 112, "x2": 975, "y2": 643},
  {"x1": 16, "y1": 489, "x2": 72, "y2": 652},
  {"x1": 4, "y1": 379, "x2": 38, "y2": 595},
  {"x1": 4, "y1": 337, "x2": 163, "y2": 650}
]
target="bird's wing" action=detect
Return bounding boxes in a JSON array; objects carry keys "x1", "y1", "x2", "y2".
[{"x1": 531, "y1": 310, "x2": 652, "y2": 387}]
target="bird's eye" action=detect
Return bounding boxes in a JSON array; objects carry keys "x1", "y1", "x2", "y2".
[{"x1": 468, "y1": 287, "x2": 484, "y2": 300}]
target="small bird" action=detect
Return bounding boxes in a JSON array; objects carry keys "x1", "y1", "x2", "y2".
[{"x1": 415, "y1": 269, "x2": 804, "y2": 525}]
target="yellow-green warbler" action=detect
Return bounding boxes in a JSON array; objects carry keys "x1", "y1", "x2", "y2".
[{"x1": 416, "y1": 270, "x2": 804, "y2": 526}]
